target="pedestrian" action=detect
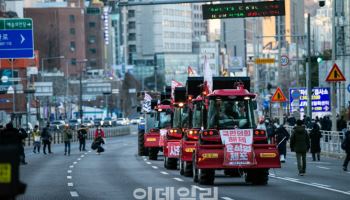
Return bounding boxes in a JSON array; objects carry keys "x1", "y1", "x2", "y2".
[
  {"x1": 63, "y1": 124, "x2": 73, "y2": 156},
  {"x1": 275, "y1": 122, "x2": 290, "y2": 163},
  {"x1": 337, "y1": 116, "x2": 347, "y2": 140},
  {"x1": 0, "y1": 122, "x2": 27, "y2": 164},
  {"x1": 265, "y1": 119, "x2": 276, "y2": 144},
  {"x1": 309, "y1": 122, "x2": 322, "y2": 161},
  {"x1": 41, "y1": 123, "x2": 52, "y2": 154},
  {"x1": 290, "y1": 120, "x2": 310, "y2": 176},
  {"x1": 77, "y1": 125, "x2": 88, "y2": 151},
  {"x1": 18, "y1": 126, "x2": 28, "y2": 164},
  {"x1": 94, "y1": 126, "x2": 105, "y2": 154},
  {"x1": 341, "y1": 131, "x2": 350, "y2": 171},
  {"x1": 32, "y1": 125, "x2": 41, "y2": 154}
]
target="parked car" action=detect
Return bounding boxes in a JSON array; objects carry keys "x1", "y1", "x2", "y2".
[
  {"x1": 103, "y1": 117, "x2": 113, "y2": 127},
  {"x1": 130, "y1": 118, "x2": 141, "y2": 124},
  {"x1": 116, "y1": 118, "x2": 129, "y2": 126},
  {"x1": 94, "y1": 118, "x2": 103, "y2": 127},
  {"x1": 50, "y1": 120, "x2": 66, "y2": 130},
  {"x1": 82, "y1": 119, "x2": 94, "y2": 128},
  {"x1": 68, "y1": 119, "x2": 80, "y2": 130}
]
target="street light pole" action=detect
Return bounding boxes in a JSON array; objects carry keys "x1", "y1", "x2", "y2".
[
  {"x1": 77, "y1": 59, "x2": 88, "y2": 120},
  {"x1": 331, "y1": 0, "x2": 337, "y2": 131}
]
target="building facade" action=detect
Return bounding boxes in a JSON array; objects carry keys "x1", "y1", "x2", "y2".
[{"x1": 24, "y1": 4, "x2": 86, "y2": 76}]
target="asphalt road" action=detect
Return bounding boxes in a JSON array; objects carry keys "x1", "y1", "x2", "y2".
[{"x1": 17, "y1": 133, "x2": 350, "y2": 200}]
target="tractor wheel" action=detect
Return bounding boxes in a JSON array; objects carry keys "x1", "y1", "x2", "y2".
[
  {"x1": 138, "y1": 130, "x2": 148, "y2": 156},
  {"x1": 168, "y1": 158, "x2": 178, "y2": 170},
  {"x1": 179, "y1": 160, "x2": 184, "y2": 176},
  {"x1": 164, "y1": 157, "x2": 177, "y2": 170},
  {"x1": 148, "y1": 148, "x2": 158, "y2": 160},
  {"x1": 245, "y1": 169, "x2": 269, "y2": 185},
  {"x1": 192, "y1": 155, "x2": 198, "y2": 183},
  {"x1": 164, "y1": 157, "x2": 167, "y2": 168},
  {"x1": 183, "y1": 161, "x2": 193, "y2": 177},
  {"x1": 198, "y1": 169, "x2": 215, "y2": 185},
  {"x1": 224, "y1": 169, "x2": 242, "y2": 177}
]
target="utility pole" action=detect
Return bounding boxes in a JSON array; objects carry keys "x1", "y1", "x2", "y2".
[
  {"x1": 331, "y1": 0, "x2": 337, "y2": 131},
  {"x1": 306, "y1": 13, "x2": 312, "y2": 120}
]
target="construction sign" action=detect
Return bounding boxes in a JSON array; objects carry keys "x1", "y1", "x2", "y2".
[
  {"x1": 326, "y1": 63, "x2": 346, "y2": 82},
  {"x1": 271, "y1": 87, "x2": 287, "y2": 102}
]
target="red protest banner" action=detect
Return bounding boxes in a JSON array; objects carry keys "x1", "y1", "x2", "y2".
[
  {"x1": 167, "y1": 141, "x2": 180, "y2": 158},
  {"x1": 159, "y1": 129, "x2": 167, "y2": 147},
  {"x1": 220, "y1": 129, "x2": 255, "y2": 166}
]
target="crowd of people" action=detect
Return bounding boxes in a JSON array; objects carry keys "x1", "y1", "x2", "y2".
[
  {"x1": 259, "y1": 114, "x2": 350, "y2": 176},
  {"x1": 0, "y1": 122, "x2": 107, "y2": 165}
]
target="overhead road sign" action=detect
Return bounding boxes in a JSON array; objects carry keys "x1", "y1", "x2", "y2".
[
  {"x1": 202, "y1": 1, "x2": 285, "y2": 20},
  {"x1": 325, "y1": 63, "x2": 346, "y2": 82},
  {"x1": 255, "y1": 58, "x2": 275, "y2": 64},
  {"x1": 271, "y1": 87, "x2": 287, "y2": 102},
  {"x1": 0, "y1": 18, "x2": 34, "y2": 59}
]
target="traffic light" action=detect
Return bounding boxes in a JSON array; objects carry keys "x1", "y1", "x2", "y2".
[
  {"x1": 319, "y1": 1, "x2": 325, "y2": 7},
  {"x1": 317, "y1": 57, "x2": 323, "y2": 63}
]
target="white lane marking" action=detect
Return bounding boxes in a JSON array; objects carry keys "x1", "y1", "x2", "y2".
[
  {"x1": 272, "y1": 176, "x2": 350, "y2": 196},
  {"x1": 283, "y1": 177, "x2": 299, "y2": 181},
  {"x1": 70, "y1": 191, "x2": 79, "y2": 197},
  {"x1": 68, "y1": 182, "x2": 74, "y2": 187},
  {"x1": 88, "y1": 151, "x2": 91, "y2": 153},
  {"x1": 146, "y1": 162, "x2": 152, "y2": 165},
  {"x1": 67, "y1": 170, "x2": 72, "y2": 174},
  {"x1": 84, "y1": 153, "x2": 88, "y2": 155},
  {"x1": 152, "y1": 166, "x2": 158, "y2": 169},
  {"x1": 69, "y1": 165, "x2": 74, "y2": 168},
  {"x1": 173, "y1": 178, "x2": 184, "y2": 182},
  {"x1": 221, "y1": 197, "x2": 234, "y2": 200},
  {"x1": 142, "y1": 156, "x2": 146, "y2": 158},
  {"x1": 81, "y1": 155, "x2": 85, "y2": 158},
  {"x1": 309, "y1": 162, "x2": 331, "y2": 165},
  {"x1": 311, "y1": 183, "x2": 331, "y2": 188},
  {"x1": 161, "y1": 171, "x2": 169, "y2": 175},
  {"x1": 77, "y1": 158, "x2": 81, "y2": 161},
  {"x1": 316, "y1": 166, "x2": 330, "y2": 170},
  {"x1": 192, "y1": 185, "x2": 206, "y2": 191},
  {"x1": 73, "y1": 161, "x2": 77, "y2": 165},
  {"x1": 67, "y1": 176, "x2": 72, "y2": 179},
  {"x1": 143, "y1": 158, "x2": 147, "y2": 161}
]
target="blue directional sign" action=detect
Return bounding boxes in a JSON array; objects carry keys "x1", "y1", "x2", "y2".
[
  {"x1": 0, "y1": 18, "x2": 34, "y2": 59},
  {"x1": 289, "y1": 87, "x2": 331, "y2": 113}
]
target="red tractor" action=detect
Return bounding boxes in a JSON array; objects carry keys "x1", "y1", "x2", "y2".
[
  {"x1": 179, "y1": 77, "x2": 204, "y2": 176},
  {"x1": 143, "y1": 88, "x2": 173, "y2": 160},
  {"x1": 163, "y1": 86, "x2": 186, "y2": 169},
  {"x1": 192, "y1": 77, "x2": 281, "y2": 185}
]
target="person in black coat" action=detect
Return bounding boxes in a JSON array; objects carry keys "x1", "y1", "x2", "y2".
[
  {"x1": 309, "y1": 122, "x2": 322, "y2": 161},
  {"x1": 342, "y1": 131, "x2": 350, "y2": 171},
  {"x1": 0, "y1": 122, "x2": 28, "y2": 164},
  {"x1": 275, "y1": 123, "x2": 290, "y2": 163},
  {"x1": 41, "y1": 123, "x2": 52, "y2": 154}
]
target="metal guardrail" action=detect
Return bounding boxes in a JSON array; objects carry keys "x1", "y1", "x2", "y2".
[
  {"x1": 285, "y1": 126, "x2": 346, "y2": 157},
  {"x1": 23, "y1": 126, "x2": 133, "y2": 147}
]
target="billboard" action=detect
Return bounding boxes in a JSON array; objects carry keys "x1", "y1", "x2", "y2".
[{"x1": 289, "y1": 87, "x2": 331, "y2": 113}]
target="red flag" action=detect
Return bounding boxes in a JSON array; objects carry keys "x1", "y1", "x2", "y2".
[{"x1": 188, "y1": 66, "x2": 197, "y2": 76}]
